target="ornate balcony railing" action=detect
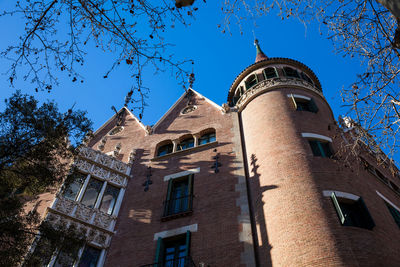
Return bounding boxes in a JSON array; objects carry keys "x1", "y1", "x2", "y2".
[
  {"x1": 140, "y1": 256, "x2": 196, "y2": 267},
  {"x1": 51, "y1": 196, "x2": 116, "y2": 232},
  {"x1": 163, "y1": 195, "x2": 193, "y2": 218}
]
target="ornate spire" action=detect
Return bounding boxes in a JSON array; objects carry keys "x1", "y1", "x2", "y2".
[{"x1": 254, "y1": 39, "x2": 268, "y2": 62}]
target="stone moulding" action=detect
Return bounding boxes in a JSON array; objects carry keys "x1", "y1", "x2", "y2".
[
  {"x1": 236, "y1": 77, "x2": 325, "y2": 112},
  {"x1": 46, "y1": 212, "x2": 112, "y2": 248},
  {"x1": 51, "y1": 197, "x2": 116, "y2": 232},
  {"x1": 78, "y1": 146, "x2": 131, "y2": 176}
]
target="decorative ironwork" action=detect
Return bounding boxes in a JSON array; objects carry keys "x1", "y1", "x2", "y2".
[
  {"x1": 142, "y1": 167, "x2": 153, "y2": 192},
  {"x1": 211, "y1": 149, "x2": 222, "y2": 173}
]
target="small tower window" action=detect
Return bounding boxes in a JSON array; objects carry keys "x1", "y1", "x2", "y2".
[
  {"x1": 177, "y1": 137, "x2": 194, "y2": 151},
  {"x1": 263, "y1": 67, "x2": 278, "y2": 79},
  {"x1": 309, "y1": 140, "x2": 333, "y2": 158},
  {"x1": 157, "y1": 142, "x2": 174, "y2": 157},
  {"x1": 300, "y1": 72, "x2": 313, "y2": 84},
  {"x1": 283, "y1": 67, "x2": 300, "y2": 78},
  {"x1": 245, "y1": 74, "x2": 258, "y2": 90}
]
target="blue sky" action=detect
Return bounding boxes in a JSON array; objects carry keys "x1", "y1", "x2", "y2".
[{"x1": 0, "y1": 1, "x2": 363, "y2": 131}]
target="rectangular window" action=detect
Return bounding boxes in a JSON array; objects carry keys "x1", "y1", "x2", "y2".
[
  {"x1": 309, "y1": 140, "x2": 332, "y2": 158},
  {"x1": 77, "y1": 246, "x2": 102, "y2": 267},
  {"x1": 62, "y1": 172, "x2": 86, "y2": 201},
  {"x1": 99, "y1": 184, "x2": 120, "y2": 215},
  {"x1": 290, "y1": 95, "x2": 318, "y2": 113},
  {"x1": 164, "y1": 175, "x2": 194, "y2": 217},
  {"x1": 331, "y1": 192, "x2": 375, "y2": 230},
  {"x1": 154, "y1": 231, "x2": 191, "y2": 267},
  {"x1": 80, "y1": 178, "x2": 103, "y2": 208},
  {"x1": 386, "y1": 202, "x2": 400, "y2": 229}
]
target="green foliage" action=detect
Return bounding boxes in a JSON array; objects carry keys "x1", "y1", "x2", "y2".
[{"x1": 0, "y1": 91, "x2": 92, "y2": 266}]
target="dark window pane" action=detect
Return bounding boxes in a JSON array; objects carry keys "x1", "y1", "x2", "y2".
[
  {"x1": 245, "y1": 75, "x2": 257, "y2": 89},
  {"x1": 309, "y1": 140, "x2": 322, "y2": 157},
  {"x1": 199, "y1": 132, "x2": 216, "y2": 145},
  {"x1": 63, "y1": 173, "x2": 86, "y2": 201},
  {"x1": 284, "y1": 67, "x2": 299, "y2": 78},
  {"x1": 54, "y1": 249, "x2": 77, "y2": 267},
  {"x1": 386, "y1": 203, "x2": 400, "y2": 228},
  {"x1": 300, "y1": 72, "x2": 313, "y2": 84},
  {"x1": 78, "y1": 246, "x2": 101, "y2": 267},
  {"x1": 264, "y1": 67, "x2": 278, "y2": 79},
  {"x1": 309, "y1": 140, "x2": 332, "y2": 158},
  {"x1": 177, "y1": 138, "x2": 194, "y2": 151},
  {"x1": 163, "y1": 236, "x2": 187, "y2": 267},
  {"x1": 99, "y1": 185, "x2": 120, "y2": 215},
  {"x1": 157, "y1": 143, "x2": 173, "y2": 156},
  {"x1": 80, "y1": 179, "x2": 103, "y2": 208}
]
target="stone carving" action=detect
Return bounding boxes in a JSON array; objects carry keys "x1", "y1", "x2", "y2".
[
  {"x1": 236, "y1": 77, "x2": 324, "y2": 110},
  {"x1": 92, "y1": 165, "x2": 109, "y2": 180},
  {"x1": 98, "y1": 136, "x2": 107, "y2": 151},
  {"x1": 222, "y1": 103, "x2": 230, "y2": 113},
  {"x1": 113, "y1": 160, "x2": 128, "y2": 174},
  {"x1": 75, "y1": 203, "x2": 94, "y2": 222},
  {"x1": 79, "y1": 147, "x2": 97, "y2": 161},
  {"x1": 113, "y1": 143, "x2": 122, "y2": 157},
  {"x1": 97, "y1": 153, "x2": 113, "y2": 168},
  {"x1": 54, "y1": 197, "x2": 76, "y2": 215},
  {"x1": 128, "y1": 149, "x2": 137, "y2": 164},
  {"x1": 94, "y1": 211, "x2": 114, "y2": 230},
  {"x1": 109, "y1": 172, "x2": 125, "y2": 187},
  {"x1": 75, "y1": 159, "x2": 92, "y2": 173}
]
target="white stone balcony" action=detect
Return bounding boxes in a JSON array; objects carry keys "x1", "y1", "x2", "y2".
[{"x1": 50, "y1": 196, "x2": 116, "y2": 232}]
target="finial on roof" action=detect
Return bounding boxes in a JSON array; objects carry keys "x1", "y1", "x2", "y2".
[{"x1": 254, "y1": 39, "x2": 268, "y2": 63}]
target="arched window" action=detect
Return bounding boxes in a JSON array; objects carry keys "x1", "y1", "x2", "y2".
[
  {"x1": 157, "y1": 142, "x2": 173, "y2": 156},
  {"x1": 263, "y1": 67, "x2": 278, "y2": 79},
  {"x1": 283, "y1": 67, "x2": 299, "y2": 78},
  {"x1": 300, "y1": 72, "x2": 313, "y2": 84},
  {"x1": 177, "y1": 137, "x2": 194, "y2": 151},
  {"x1": 245, "y1": 74, "x2": 258, "y2": 90},
  {"x1": 198, "y1": 130, "x2": 216, "y2": 145}
]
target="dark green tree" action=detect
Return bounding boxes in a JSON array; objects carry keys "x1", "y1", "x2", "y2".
[{"x1": 0, "y1": 91, "x2": 92, "y2": 266}]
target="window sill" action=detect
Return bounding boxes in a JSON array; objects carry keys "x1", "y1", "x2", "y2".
[
  {"x1": 161, "y1": 210, "x2": 193, "y2": 222},
  {"x1": 152, "y1": 141, "x2": 218, "y2": 161}
]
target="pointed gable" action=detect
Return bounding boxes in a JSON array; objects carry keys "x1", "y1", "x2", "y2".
[
  {"x1": 88, "y1": 107, "x2": 147, "y2": 162},
  {"x1": 152, "y1": 89, "x2": 224, "y2": 137}
]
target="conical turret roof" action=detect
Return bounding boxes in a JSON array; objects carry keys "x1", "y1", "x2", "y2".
[{"x1": 254, "y1": 39, "x2": 268, "y2": 62}]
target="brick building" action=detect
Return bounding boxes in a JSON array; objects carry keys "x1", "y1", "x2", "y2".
[{"x1": 33, "y1": 40, "x2": 400, "y2": 267}]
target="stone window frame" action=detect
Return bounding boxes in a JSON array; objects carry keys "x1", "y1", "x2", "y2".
[{"x1": 62, "y1": 172, "x2": 125, "y2": 217}]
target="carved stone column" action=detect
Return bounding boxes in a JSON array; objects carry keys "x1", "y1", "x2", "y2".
[{"x1": 172, "y1": 139, "x2": 179, "y2": 153}]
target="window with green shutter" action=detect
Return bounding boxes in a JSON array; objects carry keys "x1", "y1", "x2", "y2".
[
  {"x1": 331, "y1": 192, "x2": 375, "y2": 230},
  {"x1": 386, "y1": 202, "x2": 400, "y2": 229},
  {"x1": 154, "y1": 231, "x2": 191, "y2": 267},
  {"x1": 309, "y1": 140, "x2": 333, "y2": 158},
  {"x1": 289, "y1": 95, "x2": 318, "y2": 113},
  {"x1": 163, "y1": 175, "x2": 194, "y2": 218}
]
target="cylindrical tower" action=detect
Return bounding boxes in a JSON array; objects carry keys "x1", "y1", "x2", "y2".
[{"x1": 228, "y1": 40, "x2": 351, "y2": 266}]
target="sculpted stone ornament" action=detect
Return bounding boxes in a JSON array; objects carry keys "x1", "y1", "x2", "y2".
[
  {"x1": 222, "y1": 103, "x2": 230, "y2": 113},
  {"x1": 236, "y1": 77, "x2": 324, "y2": 111}
]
